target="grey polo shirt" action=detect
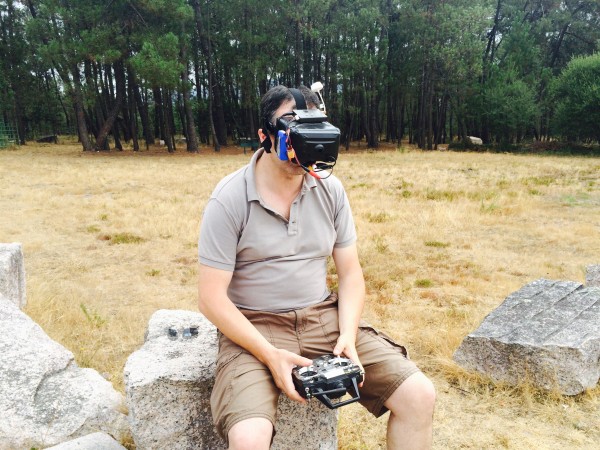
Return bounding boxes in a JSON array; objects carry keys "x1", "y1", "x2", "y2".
[{"x1": 198, "y1": 149, "x2": 356, "y2": 312}]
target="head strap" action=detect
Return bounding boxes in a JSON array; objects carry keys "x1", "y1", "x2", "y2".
[{"x1": 288, "y1": 88, "x2": 307, "y2": 110}]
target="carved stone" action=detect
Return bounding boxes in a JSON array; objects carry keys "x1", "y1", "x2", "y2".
[
  {"x1": 125, "y1": 309, "x2": 338, "y2": 450},
  {"x1": 454, "y1": 279, "x2": 600, "y2": 395}
]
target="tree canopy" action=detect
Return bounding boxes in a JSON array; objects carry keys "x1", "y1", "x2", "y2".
[{"x1": 1, "y1": 0, "x2": 599, "y2": 151}]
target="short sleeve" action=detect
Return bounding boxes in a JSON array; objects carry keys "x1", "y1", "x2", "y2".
[
  {"x1": 198, "y1": 199, "x2": 239, "y2": 271},
  {"x1": 333, "y1": 184, "x2": 357, "y2": 248}
]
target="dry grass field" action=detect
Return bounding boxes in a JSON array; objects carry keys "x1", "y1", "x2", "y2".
[{"x1": 1, "y1": 140, "x2": 599, "y2": 449}]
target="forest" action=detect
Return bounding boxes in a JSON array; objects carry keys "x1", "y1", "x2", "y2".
[{"x1": 0, "y1": 0, "x2": 599, "y2": 152}]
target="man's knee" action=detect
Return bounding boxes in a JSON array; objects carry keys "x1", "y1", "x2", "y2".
[
  {"x1": 228, "y1": 417, "x2": 273, "y2": 450},
  {"x1": 386, "y1": 372, "x2": 436, "y2": 420}
]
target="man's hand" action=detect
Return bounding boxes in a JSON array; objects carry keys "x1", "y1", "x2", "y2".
[
  {"x1": 263, "y1": 348, "x2": 313, "y2": 403},
  {"x1": 333, "y1": 333, "x2": 365, "y2": 387}
]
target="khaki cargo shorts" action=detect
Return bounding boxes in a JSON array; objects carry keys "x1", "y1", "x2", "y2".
[{"x1": 210, "y1": 293, "x2": 420, "y2": 440}]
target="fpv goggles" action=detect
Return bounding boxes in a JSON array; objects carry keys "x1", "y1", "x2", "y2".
[{"x1": 261, "y1": 88, "x2": 340, "y2": 178}]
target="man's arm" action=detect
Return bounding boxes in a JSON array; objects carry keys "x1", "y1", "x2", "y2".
[
  {"x1": 332, "y1": 243, "x2": 366, "y2": 378},
  {"x1": 197, "y1": 263, "x2": 312, "y2": 402}
]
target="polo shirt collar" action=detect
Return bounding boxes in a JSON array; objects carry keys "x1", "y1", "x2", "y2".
[{"x1": 245, "y1": 148, "x2": 318, "y2": 202}]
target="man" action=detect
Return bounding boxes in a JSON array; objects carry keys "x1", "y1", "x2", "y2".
[{"x1": 198, "y1": 85, "x2": 435, "y2": 450}]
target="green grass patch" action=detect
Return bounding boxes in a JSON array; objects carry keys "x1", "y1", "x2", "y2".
[
  {"x1": 365, "y1": 212, "x2": 391, "y2": 223},
  {"x1": 480, "y1": 201, "x2": 500, "y2": 214},
  {"x1": 523, "y1": 175, "x2": 556, "y2": 186},
  {"x1": 80, "y1": 303, "x2": 106, "y2": 327},
  {"x1": 394, "y1": 179, "x2": 414, "y2": 198},
  {"x1": 98, "y1": 232, "x2": 147, "y2": 244},
  {"x1": 467, "y1": 190, "x2": 498, "y2": 202},
  {"x1": 86, "y1": 225, "x2": 100, "y2": 233},
  {"x1": 425, "y1": 241, "x2": 450, "y2": 248},
  {"x1": 395, "y1": 179, "x2": 413, "y2": 190},
  {"x1": 374, "y1": 236, "x2": 388, "y2": 253},
  {"x1": 111, "y1": 233, "x2": 146, "y2": 244},
  {"x1": 425, "y1": 189, "x2": 461, "y2": 201},
  {"x1": 496, "y1": 179, "x2": 511, "y2": 189},
  {"x1": 415, "y1": 278, "x2": 434, "y2": 288},
  {"x1": 351, "y1": 182, "x2": 373, "y2": 189}
]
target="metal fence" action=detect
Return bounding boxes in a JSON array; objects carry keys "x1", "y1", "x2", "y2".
[{"x1": 0, "y1": 122, "x2": 17, "y2": 148}]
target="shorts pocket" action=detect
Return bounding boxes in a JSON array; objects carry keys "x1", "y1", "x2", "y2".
[
  {"x1": 358, "y1": 321, "x2": 409, "y2": 358},
  {"x1": 317, "y1": 304, "x2": 340, "y2": 350},
  {"x1": 215, "y1": 350, "x2": 244, "y2": 377}
]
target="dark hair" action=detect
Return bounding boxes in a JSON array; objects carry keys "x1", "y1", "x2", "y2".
[
  {"x1": 297, "y1": 85, "x2": 320, "y2": 109},
  {"x1": 260, "y1": 85, "x2": 294, "y2": 132}
]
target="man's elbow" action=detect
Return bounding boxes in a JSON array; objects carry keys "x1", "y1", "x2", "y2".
[{"x1": 197, "y1": 284, "x2": 211, "y2": 313}]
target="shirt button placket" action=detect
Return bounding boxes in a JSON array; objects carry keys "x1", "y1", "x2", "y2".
[{"x1": 288, "y1": 201, "x2": 298, "y2": 235}]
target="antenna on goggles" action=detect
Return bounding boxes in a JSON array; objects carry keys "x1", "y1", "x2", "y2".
[{"x1": 310, "y1": 81, "x2": 326, "y2": 115}]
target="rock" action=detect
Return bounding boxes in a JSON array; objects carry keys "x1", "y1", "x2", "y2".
[
  {"x1": 466, "y1": 136, "x2": 483, "y2": 145},
  {"x1": 273, "y1": 395, "x2": 338, "y2": 450},
  {"x1": 36, "y1": 135, "x2": 58, "y2": 144},
  {"x1": 586, "y1": 264, "x2": 600, "y2": 287},
  {"x1": 44, "y1": 432, "x2": 126, "y2": 450},
  {"x1": 124, "y1": 309, "x2": 221, "y2": 450},
  {"x1": 125, "y1": 309, "x2": 338, "y2": 450},
  {"x1": 0, "y1": 295, "x2": 129, "y2": 449},
  {"x1": 0, "y1": 243, "x2": 26, "y2": 308},
  {"x1": 454, "y1": 279, "x2": 600, "y2": 395}
]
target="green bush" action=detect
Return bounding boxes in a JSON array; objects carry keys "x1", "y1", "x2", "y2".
[{"x1": 551, "y1": 53, "x2": 600, "y2": 143}]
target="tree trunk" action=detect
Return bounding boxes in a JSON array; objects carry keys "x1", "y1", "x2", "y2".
[
  {"x1": 164, "y1": 88, "x2": 175, "y2": 153},
  {"x1": 191, "y1": 0, "x2": 225, "y2": 148},
  {"x1": 294, "y1": 7, "x2": 302, "y2": 86},
  {"x1": 182, "y1": 66, "x2": 199, "y2": 152},
  {"x1": 70, "y1": 66, "x2": 94, "y2": 151},
  {"x1": 398, "y1": 98, "x2": 405, "y2": 142},
  {"x1": 129, "y1": 68, "x2": 153, "y2": 148},
  {"x1": 12, "y1": 96, "x2": 26, "y2": 145},
  {"x1": 192, "y1": 49, "x2": 209, "y2": 144},
  {"x1": 95, "y1": 61, "x2": 125, "y2": 151},
  {"x1": 127, "y1": 72, "x2": 139, "y2": 151},
  {"x1": 361, "y1": 86, "x2": 372, "y2": 147},
  {"x1": 119, "y1": 72, "x2": 132, "y2": 143},
  {"x1": 153, "y1": 87, "x2": 165, "y2": 143}
]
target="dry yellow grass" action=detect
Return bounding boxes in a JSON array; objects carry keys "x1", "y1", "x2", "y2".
[{"x1": 1, "y1": 141, "x2": 598, "y2": 449}]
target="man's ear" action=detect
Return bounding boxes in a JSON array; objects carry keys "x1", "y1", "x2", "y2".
[{"x1": 258, "y1": 128, "x2": 272, "y2": 153}]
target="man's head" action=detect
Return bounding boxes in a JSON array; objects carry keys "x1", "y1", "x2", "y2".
[
  {"x1": 260, "y1": 85, "x2": 318, "y2": 136},
  {"x1": 257, "y1": 85, "x2": 339, "y2": 176}
]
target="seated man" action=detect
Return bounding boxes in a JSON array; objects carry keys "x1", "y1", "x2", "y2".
[{"x1": 198, "y1": 85, "x2": 435, "y2": 450}]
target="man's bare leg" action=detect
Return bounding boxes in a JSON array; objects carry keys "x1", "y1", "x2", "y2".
[
  {"x1": 228, "y1": 417, "x2": 273, "y2": 450},
  {"x1": 384, "y1": 372, "x2": 436, "y2": 450}
]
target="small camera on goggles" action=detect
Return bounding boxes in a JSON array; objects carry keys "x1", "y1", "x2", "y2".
[{"x1": 274, "y1": 109, "x2": 340, "y2": 173}]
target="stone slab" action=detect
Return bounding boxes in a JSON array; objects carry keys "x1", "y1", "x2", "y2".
[
  {"x1": 0, "y1": 243, "x2": 26, "y2": 308},
  {"x1": 586, "y1": 264, "x2": 600, "y2": 287},
  {"x1": 454, "y1": 279, "x2": 600, "y2": 395},
  {"x1": 44, "y1": 432, "x2": 126, "y2": 450}
]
